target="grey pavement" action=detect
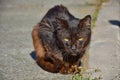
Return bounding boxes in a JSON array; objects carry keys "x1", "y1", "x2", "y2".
[
  {"x1": 0, "y1": 0, "x2": 99, "y2": 80},
  {"x1": 89, "y1": 0, "x2": 120, "y2": 80}
]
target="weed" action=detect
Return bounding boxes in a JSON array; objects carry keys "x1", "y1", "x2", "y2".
[{"x1": 91, "y1": 0, "x2": 103, "y2": 28}]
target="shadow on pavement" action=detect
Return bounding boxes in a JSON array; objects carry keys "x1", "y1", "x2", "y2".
[
  {"x1": 109, "y1": 20, "x2": 120, "y2": 27},
  {"x1": 30, "y1": 51, "x2": 55, "y2": 73},
  {"x1": 30, "y1": 51, "x2": 36, "y2": 60}
]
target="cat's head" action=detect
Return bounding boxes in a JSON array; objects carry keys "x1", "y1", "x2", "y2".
[{"x1": 56, "y1": 15, "x2": 91, "y2": 56}]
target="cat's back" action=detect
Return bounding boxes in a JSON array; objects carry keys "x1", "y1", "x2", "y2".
[{"x1": 42, "y1": 5, "x2": 74, "y2": 21}]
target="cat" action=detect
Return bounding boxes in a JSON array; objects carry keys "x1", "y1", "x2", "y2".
[{"x1": 32, "y1": 5, "x2": 91, "y2": 74}]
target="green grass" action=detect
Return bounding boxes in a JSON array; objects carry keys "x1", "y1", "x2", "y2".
[
  {"x1": 72, "y1": 74, "x2": 92, "y2": 80},
  {"x1": 71, "y1": 67, "x2": 102, "y2": 80},
  {"x1": 91, "y1": 0, "x2": 110, "y2": 28},
  {"x1": 72, "y1": 74, "x2": 102, "y2": 80},
  {"x1": 91, "y1": 0, "x2": 103, "y2": 28}
]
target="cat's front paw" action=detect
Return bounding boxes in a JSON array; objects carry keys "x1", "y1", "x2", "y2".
[
  {"x1": 45, "y1": 53, "x2": 63, "y2": 70},
  {"x1": 70, "y1": 65, "x2": 82, "y2": 74},
  {"x1": 59, "y1": 66, "x2": 69, "y2": 74},
  {"x1": 60, "y1": 65, "x2": 82, "y2": 74}
]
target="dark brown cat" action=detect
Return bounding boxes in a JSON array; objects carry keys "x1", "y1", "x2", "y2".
[{"x1": 32, "y1": 5, "x2": 91, "y2": 74}]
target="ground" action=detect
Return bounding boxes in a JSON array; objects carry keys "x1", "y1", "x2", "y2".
[{"x1": 89, "y1": 0, "x2": 120, "y2": 80}]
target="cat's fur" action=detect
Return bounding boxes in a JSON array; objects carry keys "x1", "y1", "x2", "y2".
[{"x1": 32, "y1": 5, "x2": 91, "y2": 74}]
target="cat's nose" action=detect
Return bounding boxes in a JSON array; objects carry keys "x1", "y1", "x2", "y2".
[{"x1": 72, "y1": 45, "x2": 76, "y2": 50}]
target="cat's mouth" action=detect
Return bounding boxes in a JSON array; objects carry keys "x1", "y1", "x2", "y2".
[
  {"x1": 71, "y1": 53, "x2": 77, "y2": 56},
  {"x1": 70, "y1": 51, "x2": 79, "y2": 56},
  {"x1": 63, "y1": 48, "x2": 80, "y2": 56},
  {"x1": 70, "y1": 49, "x2": 80, "y2": 56}
]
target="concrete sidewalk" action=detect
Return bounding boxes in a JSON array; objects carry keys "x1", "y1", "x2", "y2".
[
  {"x1": 89, "y1": 0, "x2": 120, "y2": 80},
  {"x1": 0, "y1": 0, "x2": 100, "y2": 80}
]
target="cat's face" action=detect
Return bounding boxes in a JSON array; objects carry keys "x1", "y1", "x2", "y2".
[{"x1": 56, "y1": 15, "x2": 91, "y2": 56}]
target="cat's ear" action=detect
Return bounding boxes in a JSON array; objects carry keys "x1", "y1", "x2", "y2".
[
  {"x1": 79, "y1": 15, "x2": 91, "y2": 28},
  {"x1": 56, "y1": 17, "x2": 68, "y2": 29}
]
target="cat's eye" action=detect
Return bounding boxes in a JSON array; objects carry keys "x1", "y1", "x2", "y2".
[
  {"x1": 78, "y1": 38, "x2": 83, "y2": 41},
  {"x1": 64, "y1": 38, "x2": 69, "y2": 42}
]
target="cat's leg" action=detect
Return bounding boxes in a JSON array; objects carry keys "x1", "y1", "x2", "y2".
[
  {"x1": 32, "y1": 24, "x2": 45, "y2": 58},
  {"x1": 36, "y1": 55, "x2": 63, "y2": 73},
  {"x1": 32, "y1": 24, "x2": 63, "y2": 73},
  {"x1": 59, "y1": 62, "x2": 70, "y2": 74},
  {"x1": 59, "y1": 64, "x2": 80, "y2": 74}
]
